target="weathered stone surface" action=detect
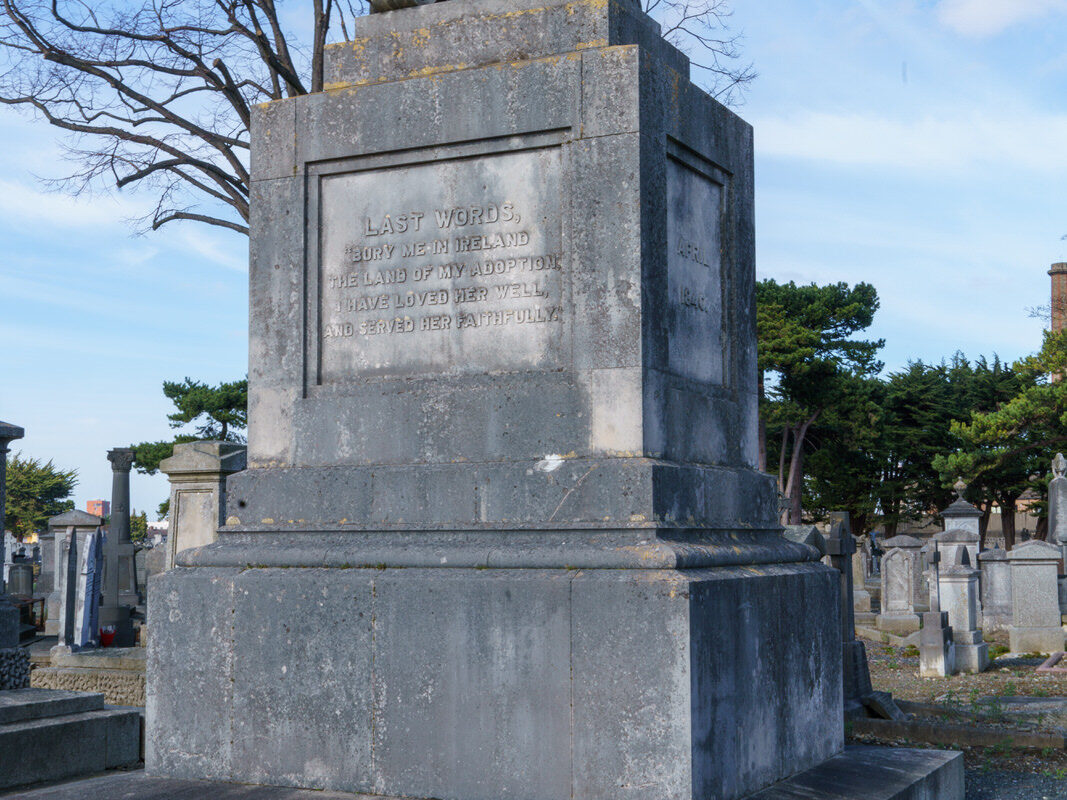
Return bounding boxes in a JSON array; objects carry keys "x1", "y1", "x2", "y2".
[
  {"x1": 160, "y1": 441, "x2": 246, "y2": 570},
  {"x1": 979, "y1": 546, "x2": 1012, "y2": 633},
  {"x1": 749, "y1": 745, "x2": 964, "y2": 800},
  {"x1": 31, "y1": 647, "x2": 146, "y2": 707},
  {"x1": 939, "y1": 566, "x2": 988, "y2": 673},
  {"x1": 44, "y1": 514, "x2": 102, "y2": 636},
  {"x1": 151, "y1": 564, "x2": 841, "y2": 799},
  {"x1": 919, "y1": 611, "x2": 956, "y2": 678},
  {"x1": 1009, "y1": 540, "x2": 1064, "y2": 654},
  {"x1": 144, "y1": 1, "x2": 930, "y2": 797},
  {"x1": 0, "y1": 698, "x2": 139, "y2": 791},
  {"x1": 8, "y1": 747, "x2": 967, "y2": 800},
  {"x1": 0, "y1": 688, "x2": 103, "y2": 723}
]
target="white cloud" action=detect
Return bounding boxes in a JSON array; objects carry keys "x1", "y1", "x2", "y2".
[
  {"x1": 176, "y1": 229, "x2": 247, "y2": 274},
  {"x1": 936, "y1": 0, "x2": 1067, "y2": 38},
  {"x1": 0, "y1": 179, "x2": 144, "y2": 229},
  {"x1": 754, "y1": 109, "x2": 1067, "y2": 173}
]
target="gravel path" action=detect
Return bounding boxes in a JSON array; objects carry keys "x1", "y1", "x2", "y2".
[{"x1": 966, "y1": 768, "x2": 1067, "y2": 799}]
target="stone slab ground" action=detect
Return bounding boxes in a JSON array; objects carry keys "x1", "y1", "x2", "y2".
[{"x1": 3, "y1": 747, "x2": 961, "y2": 800}]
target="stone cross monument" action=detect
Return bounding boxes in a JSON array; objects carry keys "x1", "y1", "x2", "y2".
[{"x1": 145, "y1": 2, "x2": 957, "y2": 798}]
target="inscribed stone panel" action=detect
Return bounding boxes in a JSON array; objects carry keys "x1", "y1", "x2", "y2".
[
  {"x1": 666, "y1": 157, "x2": 724, "y2": 387},
  {"x1": 317, "y1": 148, "x2": 564, "y2": 381}
]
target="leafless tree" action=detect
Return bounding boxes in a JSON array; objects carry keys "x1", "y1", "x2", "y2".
[{"x1": 0, "y1": 0, "x2": 753, "y2": 237}]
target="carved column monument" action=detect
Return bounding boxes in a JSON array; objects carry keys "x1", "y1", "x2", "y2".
[
  {"x1": 147, "y1": 2, "x2": 962, "y2": 797},
  {"x1": 101, "y1": 447, "x2": 137, "y2": 646}
]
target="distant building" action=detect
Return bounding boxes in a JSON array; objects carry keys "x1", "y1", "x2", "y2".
[
  {"x1": 1051, "y1": 262, "x2": 1067, "y2": 333},
  {"x1": 86, "y1": 499, "x2": 110, "y2": 517}
]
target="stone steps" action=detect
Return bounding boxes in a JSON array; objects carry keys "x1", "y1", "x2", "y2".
[
  {"x1": 0, "y1": 688, "x2": 140, "y2": 791},
  {"x1": 0, "y1": 688, "x2": 103, "y2": 724}
]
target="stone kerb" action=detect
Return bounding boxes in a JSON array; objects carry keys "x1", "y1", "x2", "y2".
[
  {"x1": 159, "y1": 441, "x2": 246, "y2": 571},
  {"x1": 1009, "y1": 540, "x2": 1065, "y2": 654},
  {"x1": 978, "y1": 547, "x2": 1012, "y2": 634},
  {"x1": 43, "y1": 510, "x2": 102, "y2": 636},
  {"x1": 878, "y1": 535, "x2": 923, "y2": 635}
]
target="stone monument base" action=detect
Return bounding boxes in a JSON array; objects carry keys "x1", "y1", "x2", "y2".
[
  {"x1": 919, "y1": 612, "x2": 955, "y2": 678},
  {"x1": 954, "y1": 642, "x2": 989, "y2": 673},
  {"x1": 1010, "y1": 626, "x2": 1065, "y2": 654},
  {"x1": 149, "y1": 533, "x2": 843, "y2": 800}
]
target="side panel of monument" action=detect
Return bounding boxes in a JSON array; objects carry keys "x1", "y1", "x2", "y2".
[{"x1": 147, "y1": 2, "x2": 843, "y2": 798}]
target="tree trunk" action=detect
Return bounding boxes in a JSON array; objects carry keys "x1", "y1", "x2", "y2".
[
  {"x1": 978, "y1": 500, "x2": 992, "y2": 552},
  {"x1": 1001, "y1": 500, "x2": 1017, "y2": 552},
  {"x1": 778, "y1": 427, "x2": 789, "y2": 494},
  {"x1": 783, "y1": 410, "x2": 820, "y2": 525},
  {"x1": 1036, "y1": 515, "x2": 1049, "y2": 541}
]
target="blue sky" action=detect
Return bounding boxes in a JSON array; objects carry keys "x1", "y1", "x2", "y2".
[{"x1": 1, "y1": 0, "x2": 1064, "y2": 515}]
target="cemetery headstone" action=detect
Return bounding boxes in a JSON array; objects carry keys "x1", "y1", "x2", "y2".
[
  {"x1": 147, "y1": 3, "x2": 851, "y2": 798},
  {"x1": 44, "y1": 511, "x2": 102, "y2": 636},
  {"x1": 878, "y1": 535, "x2": 923, "y2": 634},
  {"x1": 56, "y1": 532, "x2": 78, "y2": 649},
  {"x1": 919, "y1": 611, "x2": 956, "y2": 678},
  {"x1": 933, "y1": 528, "x2": 980, "y2": 581},
  {"x1": 101, "y1": 448, "x2": 137, "y2": 646},
  {"x1": 1049, "y1": 453, "x2": 1067, "y2": 567},
  {"x1": 852, "y1": 537, "x2": 872, "y2": 613},
  {"x1": 72, "y1": 528, "x2": 104, "y2": 650},
  {"x1": 978, "y1": 546, "x2": 1012, "y2": 633},
  {"x1": 938, "y1": 550, "x2": 989, "y2": 673},
  {"x1": 1009, "y1": 539, "x2": 1065, "y2": 654},
  {"x1": 159, "y1": 441, "x2": 246, "y2": 570},
  {"x1": 0, "y1": 419, "x2": 29, "y2": 689},
  {"x1": 37, "y1": 532, "x2": 54, "y2": 595}
]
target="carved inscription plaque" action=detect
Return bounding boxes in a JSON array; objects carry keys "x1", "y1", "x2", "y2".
[
  {"x1": 666, "y1": 158, "x2": 724, "y2": 386},
  {"x1": 318, "y1": 149, "x2": 564, "y2": 381}
]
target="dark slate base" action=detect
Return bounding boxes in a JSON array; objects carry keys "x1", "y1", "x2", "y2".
[
  {"x1": 750, "y1": 745, "x2": 964, "y2": 799},
  {"x1": 148, "y1": 557, "x2": 843, "y2": 800},
  {"x1": 11, "y1": 747, "x2": 964, "y2": 800},
  {"x1": 0, "y1": 688, "x2": 140, "y2": 791}
]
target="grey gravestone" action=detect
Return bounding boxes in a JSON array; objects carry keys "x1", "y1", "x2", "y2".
[
  {"x1": 978, "y1": 546, "x2": 1012, "y2": 633},
  {"x1": 36, "y1": 532, "x2": 54, "y2": 595},
  {"x1": 877, "y1": 535, "x2": 923, "y2": 634},
  {"x1": 147, "y1": 3, "x2": 847, "y2": 798},
  {"x1": 1009, "y1": 539, "x2": 1065, "y2": 654},
  {"x1": 159, "y1": 441, "x2": 246, "y2": 570},
  {"x1": 919, "y1": 610, "x2": 956, "y2": 678},
  {"x1": 1049, "y1": 453, "x2": 1067, "y2": 566},
  {"x1": 938, "y1": 553, "x2": 989, "y2": 673},
  {"x1": 44, "y1": 511, "x2": 102, "y2": 635},
  {"x1": 0, "y1": 421, "x2": 24, "y2": 655}
]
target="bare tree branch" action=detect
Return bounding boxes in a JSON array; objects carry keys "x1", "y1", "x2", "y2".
[{"x1": 0, "y1": 0, "x2": 752, "y2": 239}]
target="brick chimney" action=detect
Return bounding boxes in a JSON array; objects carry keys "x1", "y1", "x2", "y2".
[{"x1": 1051, "y1": 262, "x2": 1067, "y2": 332}]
